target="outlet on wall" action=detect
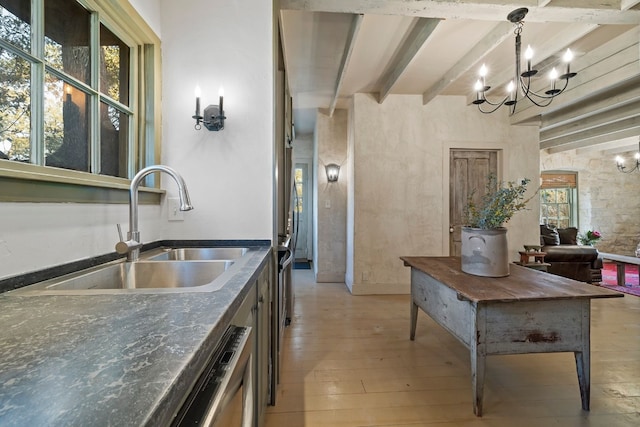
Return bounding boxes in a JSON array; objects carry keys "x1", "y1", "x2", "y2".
[{"x1": 168, "y1": 197, "x2": 184, "y2": 221}]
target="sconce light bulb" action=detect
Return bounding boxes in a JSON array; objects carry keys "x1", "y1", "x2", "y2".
[
  {"x1": 218, "y1": 86, "x2": 224, "y2": 97},
  {"x1": 548, "y1": 67, "x2": 558, "y2": 80},
  {"x1": 615, "y1": 155, "x2": 624, "y2": 165},
  {"x1": 195, "y1": 86, "x2": 201, "y2": 97},
  {"x1": 474, "y1": 79, "x2": 483, "y2": 91},
  {"x1": 479, "y1": 64, "x2": 487, "y2": 77},
  {"x1": 525, "y1": 45, "x2": 533, "y2": 60},
  {"x1": 635, "y1": 151, "x2": 640, "y2": 160}
]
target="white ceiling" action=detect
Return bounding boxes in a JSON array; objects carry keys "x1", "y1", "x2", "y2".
[{"x1": 279, "y1": 0, "x2": 640, "y2": 153}]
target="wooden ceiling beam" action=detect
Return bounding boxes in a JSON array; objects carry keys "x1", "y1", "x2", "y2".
[
  {"x1": 280, "y1": 0, "x2": 640, "y2": 25},
  {"x1": 378, "y1": 18, "x2": 441, "y2": 104},
  {"x1": 329, "y1": 14, "x2": 363, "y2": 117}
]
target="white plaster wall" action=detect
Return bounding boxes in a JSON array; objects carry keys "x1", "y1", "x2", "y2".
[
  {"x1": 349, "y1": 94, "x2": 540, "y2": 295},
  {"x1": 345, "y1": 103, "x2": 355, "y2": 292},
  {"x1": 127, "y1": 0, "x2": 161, "y2": 36},
  {"x1": 315, "y1": 110, "x2": 348, "y2": 282},
  {"x1": 158, "y1": 0, "x2": 273, "y2": 240},
  {"x1": 0, "y1": 0, "x2": 273, "y2": 280},
  {"x1": 541, "y1": 149, "x2": 640, "y2": 255}
]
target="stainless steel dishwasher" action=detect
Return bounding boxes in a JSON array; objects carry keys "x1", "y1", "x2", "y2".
[{"x1": 171, "y1": 325, "x2": 253, "y2": 427}]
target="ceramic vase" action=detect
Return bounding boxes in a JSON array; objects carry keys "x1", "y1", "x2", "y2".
[{"x1": 460, "y1": 226, "x2": 509, "y2": 277}]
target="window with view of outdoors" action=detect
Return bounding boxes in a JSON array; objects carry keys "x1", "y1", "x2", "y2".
[
  {"x1": 540, "y1": 172, "x2": 578, "y2": 229},
  {"x1": 0, "y1": 0, "x2": 134, "y2": 179}
]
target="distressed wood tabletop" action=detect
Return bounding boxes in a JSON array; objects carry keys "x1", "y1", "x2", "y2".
[{"x1": 401, "y1": 256, "x2": 623, "y2": 303}]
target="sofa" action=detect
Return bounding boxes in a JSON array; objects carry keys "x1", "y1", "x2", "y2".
[{"x1": 540, "y1": 225, "x2": 603, "y2": 284}]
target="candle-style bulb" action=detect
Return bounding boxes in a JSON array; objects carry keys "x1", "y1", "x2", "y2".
[
  {"x1": 525, "y1": 45, "x2": 533, "y2": 60},
  {"x1": 479, "y1": 64, "x2": 487, "y2": 77},
  {"x1": 218, "y1": 86, "x2": 224, "y2": 113},
  {"x1": 549, "y1": 68, "x2": 558, "y2": 80},
  {"x1": 194, "y1": 85, "x2": 201, "y2": 117},
  {"x1": 563, "y1": 48, "x2": 573, "y2": 63},
  {"x1": 506, "y1": 81, "x2": 515, "y2": 93}
]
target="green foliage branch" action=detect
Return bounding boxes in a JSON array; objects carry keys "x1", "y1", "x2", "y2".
[{"x1": 464, "y1": 174, "x2": 535, "y2": 229}]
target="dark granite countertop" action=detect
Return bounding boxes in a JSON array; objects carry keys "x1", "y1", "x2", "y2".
[{"x1": 0, "y1": 244, "x2": 271, "y2": 426}]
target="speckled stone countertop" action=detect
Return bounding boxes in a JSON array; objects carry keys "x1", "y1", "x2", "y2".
[{"x1": 0, "y1": 245, "x2": 271, "y2": 427}]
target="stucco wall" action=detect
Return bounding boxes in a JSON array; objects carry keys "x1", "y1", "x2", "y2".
[
  {"x1": 314, "y1": 110, "x2": 348, "y2": 282},
  {"x1": 541, "y1": 149, "x2": 640, "y2": 255},
  {"x1": 348, "y1": 94, "x2": 540, "y2": 295}
]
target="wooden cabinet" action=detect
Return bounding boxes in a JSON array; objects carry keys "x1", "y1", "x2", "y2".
[{"x1": 256, "y1": 263, "x2": 271, "y2": 427}]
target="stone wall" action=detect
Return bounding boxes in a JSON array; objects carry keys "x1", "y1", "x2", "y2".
[{"x1": 540, "y1": 149, "x2": 640, "y2": 255}]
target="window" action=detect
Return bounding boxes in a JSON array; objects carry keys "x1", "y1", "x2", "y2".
[
  {"x1": 540, "y1": 172, "x2": 578, "y2": 228},
  {"x1": 0, "y1": 0, "x2": 161, "y2": 202}
]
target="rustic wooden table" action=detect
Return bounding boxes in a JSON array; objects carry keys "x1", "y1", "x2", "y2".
[{"x1": 400, "y1": 256, "x2": 623, "y2": 416}]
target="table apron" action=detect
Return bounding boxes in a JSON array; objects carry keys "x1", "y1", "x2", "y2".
[
  {"x1": 411, "y1": 270, "x2": 590, "y2": 356},
  {"x1": 480, "y1": 299, "x2": 589, "y2": 355}
]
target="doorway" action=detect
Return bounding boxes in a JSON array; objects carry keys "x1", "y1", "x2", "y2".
[
  {"x1": 294, "y1": 162, "x2": 312, "y2": 261},
  {"x1": 449, "y1": 149, "x2": 498, "y2": 256}
]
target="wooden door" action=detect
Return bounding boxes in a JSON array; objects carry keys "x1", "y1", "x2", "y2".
[{"x1": 449, "y1": 150, "x2": 498, "y2": 256}]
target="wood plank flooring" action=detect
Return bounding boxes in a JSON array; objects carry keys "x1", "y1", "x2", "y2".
[{"x1": 265, "y1": 270, "x2": 640, "y2": 427}]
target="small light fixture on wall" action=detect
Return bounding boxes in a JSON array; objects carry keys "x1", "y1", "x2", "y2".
[
  {"x1": 615, "y1": 137, "x2": 640, "y2": 174},
  {"x1": 192, "y1": 86, "x2": 225, "y2": 131},
  {"x1": 325, "y1": 163, "x2": 340, "y2": 182}
]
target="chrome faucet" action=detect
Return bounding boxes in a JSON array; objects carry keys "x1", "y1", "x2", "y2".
[{"x1": 116, "y1": 165, "x2": 194, "y2": 261}]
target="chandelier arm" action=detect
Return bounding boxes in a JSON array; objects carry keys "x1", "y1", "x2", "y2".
[
  {"x1": 516, "y1": 77, "x2": 570, "y2": 108},
  {"x1": 477, "y1": 100, "x2": 508, "y2": 114},
  {"x1": 481, "y1": 95, "x2": 509, "y2": 107}
]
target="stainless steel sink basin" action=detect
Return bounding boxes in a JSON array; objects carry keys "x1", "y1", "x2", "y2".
[
  {"x1": 10, "y1": 260, "x2": 234, "y2": 295},
  {"x1": 143, "y1": 247, "x2": 249, "y2": 261}
]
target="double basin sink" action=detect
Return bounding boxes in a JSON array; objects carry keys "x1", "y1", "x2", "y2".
[{"x1": 10, "y1": 247, "x2": 249, "y2": 295}]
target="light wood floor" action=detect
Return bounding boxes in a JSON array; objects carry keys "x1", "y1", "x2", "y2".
[{"x1": 265, "y1": 269, "x2": 640, "y2": 427}]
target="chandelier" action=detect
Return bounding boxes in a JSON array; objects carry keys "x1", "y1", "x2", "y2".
[
  {"x1": 615, "y1": 138, "x2": 640, "y2": 173},
  {"x1": 472, "y1": 8, "x2": 577, "y2": 115}
]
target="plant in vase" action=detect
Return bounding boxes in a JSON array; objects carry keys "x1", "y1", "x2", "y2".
[
  {"x1": 461, "y1": 174, "x2": 534, "y2": 277},
  {"x1": 578, "y1": 230, "x2": 601, "y2": 246}
]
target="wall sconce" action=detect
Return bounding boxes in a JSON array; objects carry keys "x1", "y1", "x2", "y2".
[
  {"x1": 615, "y1": 137, "x2": 640, "y2": 173},
  {"x1": 192, "y1": 86, "x2": 225, "y2": 131},
  {"x1": 325, "y1": 163, "x2": 340, "y2": 182}
]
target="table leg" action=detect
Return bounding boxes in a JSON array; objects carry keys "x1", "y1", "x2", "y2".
[
  {"x1": 471, "y1": 304, "x2": 486, "y2": 416},
  {"x1": 410, "y1": 300, "x2": 418, "y2": 341},
  {"x1": 574, "y1": 300, "x2": 591, "y2": 411},
  {"x1": 616, "y1": 262, "x2": 625, "y2": 287}
]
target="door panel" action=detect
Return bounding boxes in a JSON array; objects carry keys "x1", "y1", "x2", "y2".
[{"x1": 449, "y1": 150, "x2": 498, "y2": 256}]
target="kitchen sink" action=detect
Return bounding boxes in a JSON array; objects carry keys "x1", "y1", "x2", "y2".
[
  {"x1": 10, "y1": 260, "x2": 234, "y2": 295},
  {"x1": 143, "y1": 247, "x2": 249, "y2": 261}
]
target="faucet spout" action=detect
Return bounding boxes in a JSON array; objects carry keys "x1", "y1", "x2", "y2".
[{"x1": 116, "y1": 165, "x2": 194, "y2": 261}]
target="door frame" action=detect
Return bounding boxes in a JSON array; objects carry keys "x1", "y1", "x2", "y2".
[{"x1": 441, "y1": 140, "x2": 509, "y2": 255}]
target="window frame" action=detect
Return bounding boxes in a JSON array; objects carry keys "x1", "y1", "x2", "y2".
[
  {"x1": 0, "y1": 0, "x2": 162, "y2": 203},
  {"x1": 539, "y1": 171, "x2": 579, "y2": 228}
]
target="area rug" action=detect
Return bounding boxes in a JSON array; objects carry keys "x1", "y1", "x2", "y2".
[{"x1": 599, "y1": 262, "x2": 640, "y2": 297}]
